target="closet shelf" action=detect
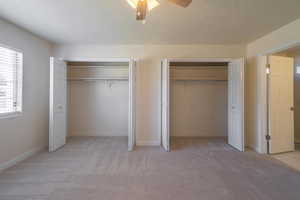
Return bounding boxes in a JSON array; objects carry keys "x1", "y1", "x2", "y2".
[
  {"x1": 68, "y1": 77, "x2": 129, "y2": 81},
  {"x1": 68, "y1": 66, "x2": 128, "y2": 69},
  {"x1": 171, "y1": 78, "x2": 228, "y2": 81}
]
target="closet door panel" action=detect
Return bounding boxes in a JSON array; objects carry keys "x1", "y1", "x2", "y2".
[
  {"x1": 161, "y1": 59, "x2": 170, "y2": 152},
  {"x1": 49, "y1": 57, "x2": 67, "y2": 152},
  {"x1": 228, "y1": 58, "x2": 245, "y2": 152},
  {"x1": 128, "y1": 59, "x2": 136, "y2": 151}
]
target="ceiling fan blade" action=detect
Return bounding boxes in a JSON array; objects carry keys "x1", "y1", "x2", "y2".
[
  {"x1": 136, "y1": 0, "x2": 147, "y2": 20},
  {"x1": 167, "y1": 0, "x2": 192, "y2": 8}
]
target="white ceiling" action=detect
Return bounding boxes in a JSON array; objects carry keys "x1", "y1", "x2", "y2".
[{"x1": 0, "y1": 0, "x2": 300, "y2": 45}]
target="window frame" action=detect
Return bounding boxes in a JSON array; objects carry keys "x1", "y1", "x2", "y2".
[{"x1": 0, "y1": 44, "x2": 23, "y2": 119}]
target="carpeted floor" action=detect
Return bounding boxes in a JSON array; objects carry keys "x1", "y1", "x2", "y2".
[{"x1": 0, "y1": 137, "x2": 300, "y2": 200}]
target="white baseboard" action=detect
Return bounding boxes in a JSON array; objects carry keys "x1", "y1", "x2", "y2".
[
  {"x1": 136, "y1": 140, "x2": 161, "y2": 146},
  {"x1": 0, "y1": 146, "x2": 45, "y2": 172}
]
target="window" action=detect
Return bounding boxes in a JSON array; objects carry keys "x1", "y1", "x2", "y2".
[{"x1": 0, "y1": 45, "x2": 22, "y2": 117}]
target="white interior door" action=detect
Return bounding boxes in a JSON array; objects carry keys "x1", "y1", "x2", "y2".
[
  {"x1": 49, "y1": 57, "x2": 67, "y2": 152},
  {"x1": 128, "y1": 59, "x2": 136, "y2": 151},
  {"x1": 228, "y1": 58, "x2": 245, "y2": 151},
  {"x1": 269, "y1": 56, "x2": 294, "y2": 154},
  {"x1": 161, "y1": 59, "x2": 170, "y2": 151}
]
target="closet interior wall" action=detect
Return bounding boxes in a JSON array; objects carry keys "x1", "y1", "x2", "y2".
[
  {"x1": 67, "y1": 62, "x2": 129, "y2": 137},
  {"x1": 170, "y1": 62, "x2": 228, "y2": 138}
]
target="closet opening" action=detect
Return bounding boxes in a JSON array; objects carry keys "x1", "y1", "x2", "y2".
[
  {"x1": 170, "y1": 62, "x2": 228, "y2": 149},
  {"x1": 161, "y1": 58, "x2": 245, "y2": 152},
  {"x1": 49, "y1": 58, "x2": 136, "y2": 152}
]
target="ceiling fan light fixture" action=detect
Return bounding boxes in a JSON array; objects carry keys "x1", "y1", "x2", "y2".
[{"x1": 127, "y1": 0, "x2": 160, "y2": 11}]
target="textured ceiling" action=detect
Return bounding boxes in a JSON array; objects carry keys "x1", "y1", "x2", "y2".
[{"x1": 0, "y1": 0, "x2": 300, "y2": 45}]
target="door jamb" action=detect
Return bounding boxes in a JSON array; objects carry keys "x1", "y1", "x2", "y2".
[
  {"x1": 58, "y1": 57, "x2": 137, "y2": 151},
  {"x1": 257, "y1": 41, "x2": 300, "y2": 154},
  {"x1": 161, "y1": 57, "x2": 244, "y2": 151}
]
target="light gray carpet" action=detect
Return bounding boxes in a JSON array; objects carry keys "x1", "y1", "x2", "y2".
[{"x1": 0, "y1": 137, "x2": 300, "y2": 200}]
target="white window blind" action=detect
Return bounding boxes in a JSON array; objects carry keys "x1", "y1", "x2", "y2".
[{"x1": 0, "y1": 46, "x2": 22, "y2": 115}]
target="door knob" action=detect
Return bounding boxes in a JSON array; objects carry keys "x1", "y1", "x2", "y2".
[{"x1": 290, "y1": 107, "x2": 294, "y2": 111}]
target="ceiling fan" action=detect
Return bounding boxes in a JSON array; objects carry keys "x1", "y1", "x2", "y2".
[{"x1": 127, "y1": 0, "x2": 192, "y2": 21}]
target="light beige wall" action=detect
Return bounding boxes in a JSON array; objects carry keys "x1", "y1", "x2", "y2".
[
  {"x1": 246, "y1": 18, "x2": 300, "y2": 152},
  {"x1": 67, "y1": 64, "x2": 129, "y2": 137},
  {"x1": 247, "y1": 19, "x2": 300, "y2": 57},
  {"x1": 170, "y1": 66, "x2": 228, "y2": 137},
  {"x1": 170, "y1": 80, "x2": 228, "y2": 137},
  {"x1": 0, "y1": 19, "x2": 52, "y2": 168},
  {"x1": 68, "y1": 81, "x2": 129, "y2": 137},
  {"x1": 54, "y1": 44, "x2": 245, "y2": 145}
]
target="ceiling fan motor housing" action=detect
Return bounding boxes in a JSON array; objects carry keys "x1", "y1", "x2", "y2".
[{"x1": 136, "y1": 0, "x2": 148, "y2": 20}]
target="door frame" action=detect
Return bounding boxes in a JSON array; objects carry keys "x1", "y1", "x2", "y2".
[
  {"x1": 160, "y1": 57, "x2": 244, "y2": 151},
  {"x1": 257, "y1": 41, "x2": 300, "y2": 154},
  {"x1": 52, "y1": 57, "x2": 137, "y2": 151}
]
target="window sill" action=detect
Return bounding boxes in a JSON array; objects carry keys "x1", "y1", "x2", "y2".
[{"x1": 0, "y1": 112, "x2": 22, "y2": 120}]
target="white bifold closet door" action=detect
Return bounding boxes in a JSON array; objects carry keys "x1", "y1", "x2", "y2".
[
  {"x1": 228, "y1": 58, "x2": 245, "y2": 152},
  {"x1": 128, "y1": 59, "x2": 136, "y2": 151},
  {"x1": 161, "y1": 59, "x2": 170, "y2": 152},
  {"x1": 49, "y1": 57, "x2": 67, "y2": 152}
]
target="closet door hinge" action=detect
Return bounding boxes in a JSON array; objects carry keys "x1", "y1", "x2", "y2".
[
  {"x1": 266, "y1": 64, "x2": 271, "y2": 74},
  {"x1": 266, "y1": 135, "x2": 271, "y2": 141}
]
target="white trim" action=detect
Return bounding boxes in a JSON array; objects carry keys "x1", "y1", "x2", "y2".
[
  {"x1": 161, "y1": 59, "x2": 170, "y2": 152},
  {"x1": 18, "y1": 52, "x2": 24, "y2": 114},
  {"x1": 0, "y1": 111, "x2": 22, "y2": 120},
  {"x1": 128, "y1": 59, "x2": 136, "y2": 151},
  {"x1": 136, "y1": 140, "x2": 161, "y2": 146},
  {"x1": 49, "y1": 57, "x2": 54, "y2": 152},
  {"x1": 0, "y1": 146, "x2": 45, "y2": 172},
  {"x1": 167, "y1": 58, "x2": 232, "y2": 63},
  {"x1": 240, "y1": 58, "x2": 245, "y2": 151},
  {"x1": 63, "y1": 57, "x2": 137, "y2": 63},
  {"x1": 257, "y1": 56, "x2": 268, "y2": 154}
]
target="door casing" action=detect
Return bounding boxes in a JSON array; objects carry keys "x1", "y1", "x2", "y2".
[
  {"x1": 160, "y1": 58, "x2": 245, "y2": 152},
  {"x1": 49, "y1": 57, "x2": 137, "y2": 152}
]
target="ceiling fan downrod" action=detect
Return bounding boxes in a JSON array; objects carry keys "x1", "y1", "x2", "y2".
[{"x1": 136, "y1": 0, "x2": 148, "y2": 21}]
